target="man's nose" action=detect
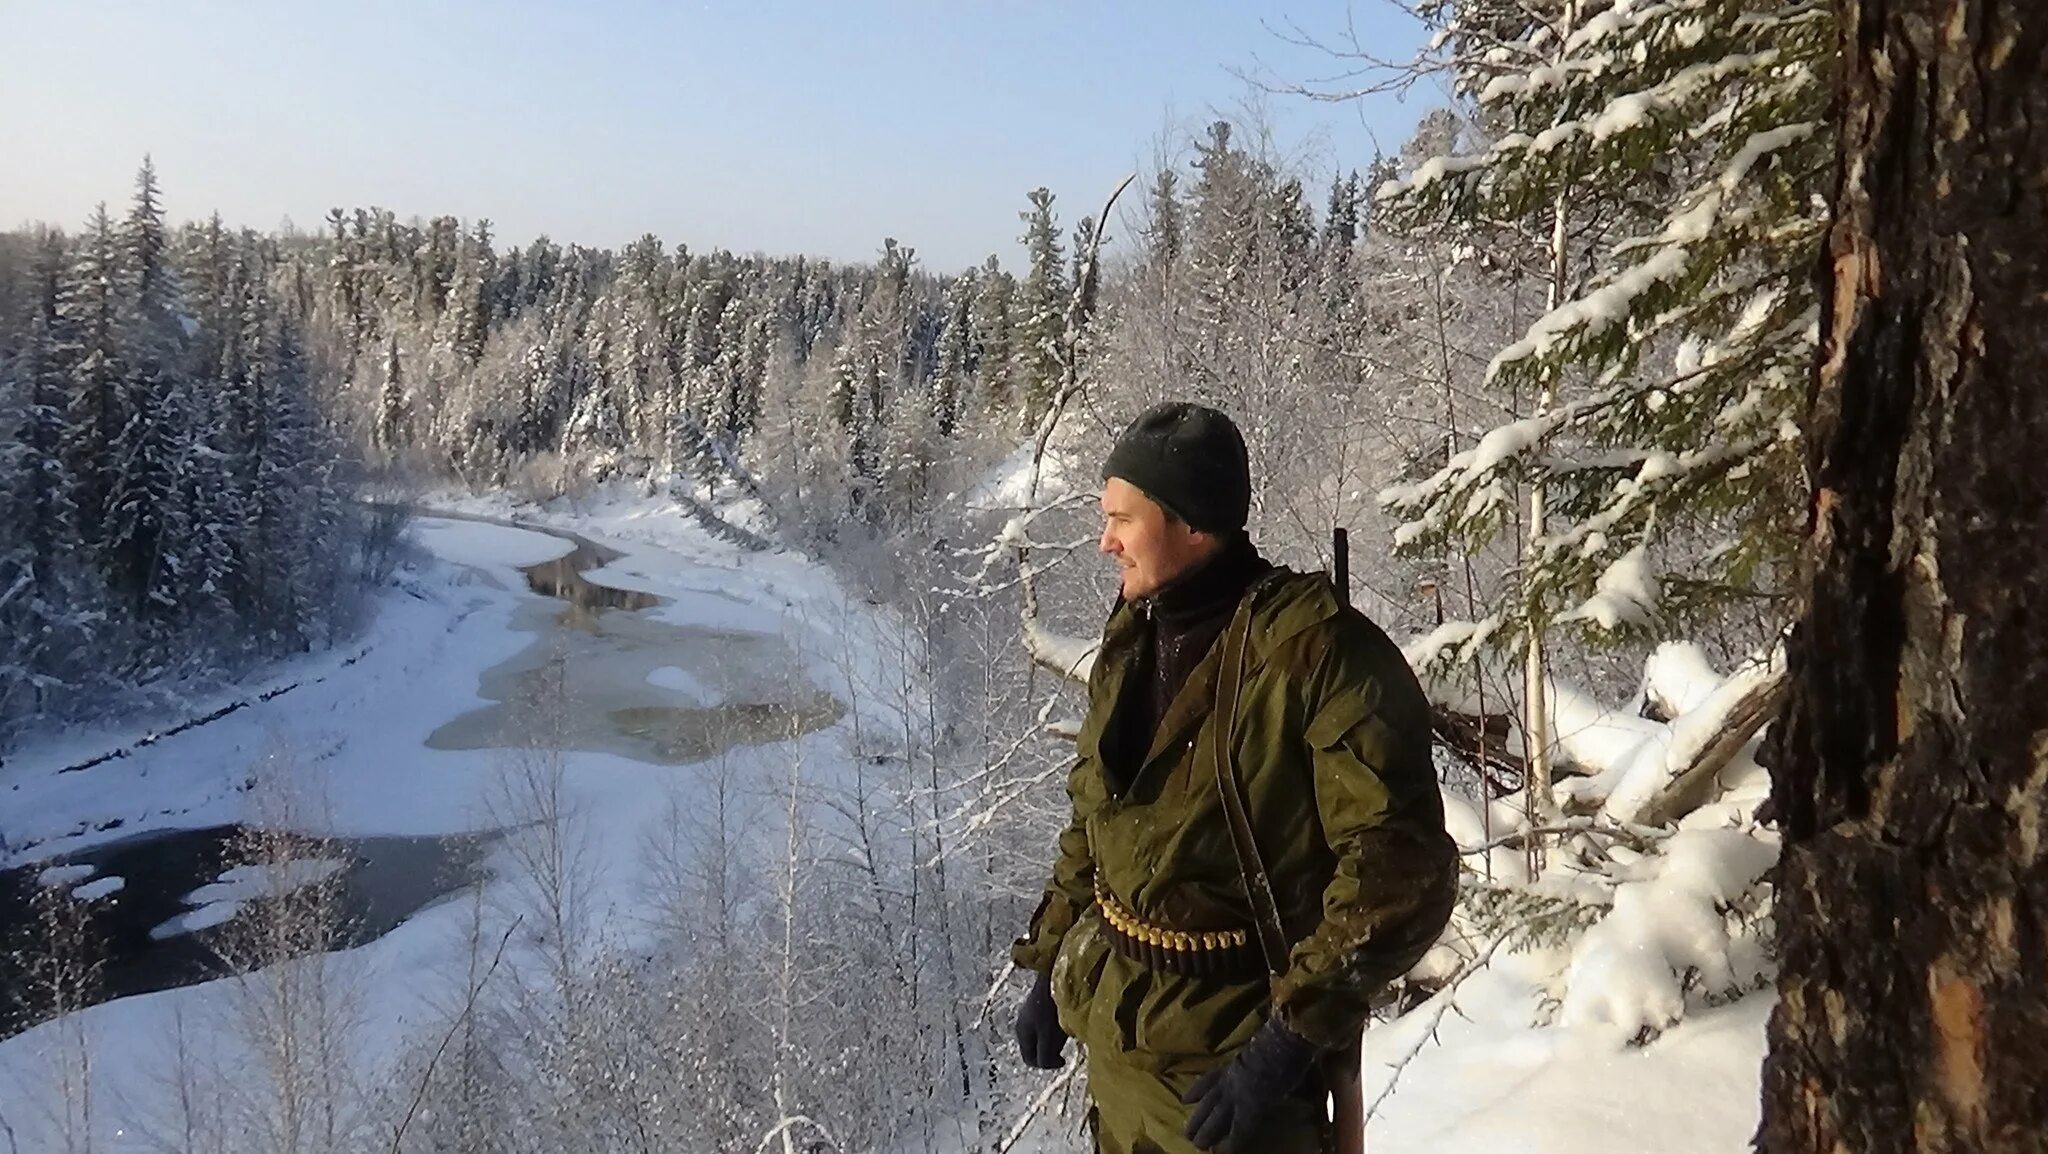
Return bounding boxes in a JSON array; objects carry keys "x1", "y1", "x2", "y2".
[{"x1": 1099, "y1": 525, "x2": 1117, "y2": 555}]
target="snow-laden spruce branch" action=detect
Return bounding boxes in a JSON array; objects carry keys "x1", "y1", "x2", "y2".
[{"x1": 1360, "y1": 0, "x2": 1832, "y2": 662}]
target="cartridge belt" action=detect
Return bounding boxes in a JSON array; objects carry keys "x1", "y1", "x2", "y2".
[{"x1": 1093, "y1": 878, "x2": 1265, "y2": 981}]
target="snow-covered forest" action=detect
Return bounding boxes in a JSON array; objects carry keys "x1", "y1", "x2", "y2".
[
  {"x1": 6, "y1": 0, "x2": 2028, "y2": 1149},
  {"x1": 0, "y1": 160, "x2": 395, "y2": 742}
]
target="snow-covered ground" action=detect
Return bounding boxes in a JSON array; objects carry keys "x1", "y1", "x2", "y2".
[
  {"x1": 1361, "y1": 972, "x2": 1769, "y2": 1150},
  {"x1": 0, "y1": 486, "x2": 1772, "y2": 1153}
]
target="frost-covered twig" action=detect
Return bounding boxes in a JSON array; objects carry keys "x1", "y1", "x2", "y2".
[
  {"x1": 953, "y1": 758, "x2": 1068, "y2": 842},
  {"x1": 1365, "y1": 932, "x2": 1510, "y2": 1122},
  {"x1": 753, "y1": 1115, "x2": 843, "y2": 1154},
  {"x1": 996, "y1": 1063, "x2": 1082, "y2": 1154},
  {"x1": 387, "y1": 917, "x2": 520, "y2": 1154},
  {"x1": 974, "y1": 960, "x2": 1019, "y2": 1030},
  {"x1": 0, "y1": 571, "x2": 31, "y2": 617},
  {"x1": 1459, "y1": 819, "x2": 1668, "y2": 856},
  {"x1": 938, "y1": 688, "x2": 1070, "y2": 796}
]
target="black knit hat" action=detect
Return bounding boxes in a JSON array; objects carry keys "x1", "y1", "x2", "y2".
[{"x1": 1101, "y1": 402, "x2": 1251, "y2": 534}]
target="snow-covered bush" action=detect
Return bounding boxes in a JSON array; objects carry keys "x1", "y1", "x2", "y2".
[{"x1": 1414, "y1": 640, "x2": 1781, "y2": 1048}]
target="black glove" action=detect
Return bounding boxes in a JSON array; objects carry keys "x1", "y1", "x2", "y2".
[
  {"x1": 1181, "y1": 1016, "x2": 1321, "y2": 1151},
  {"x1": 1014, "y1": 968, "x2": 1068, "y2": 1070}
]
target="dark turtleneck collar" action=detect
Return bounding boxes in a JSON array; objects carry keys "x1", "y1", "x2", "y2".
[
  {"x1": 1101, "y1": 533, "x2": 1273, "y2": 794},
  {"x1": 1137, "y1": 532, "x2": 1272, "y2": 626}
]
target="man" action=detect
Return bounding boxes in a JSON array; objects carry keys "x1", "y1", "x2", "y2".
[{"x1": 1012, "y1": 402, "x2": 1459, "y2": 1153}]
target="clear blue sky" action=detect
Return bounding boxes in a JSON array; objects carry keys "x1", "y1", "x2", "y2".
[{"x1": 2, "y1": 2, "x2": 1436, "y2": 272}]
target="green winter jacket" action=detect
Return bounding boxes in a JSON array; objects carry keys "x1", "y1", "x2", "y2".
[{"x1": 1012, "y1": 567, "x2": 1458, "y2": 1071}]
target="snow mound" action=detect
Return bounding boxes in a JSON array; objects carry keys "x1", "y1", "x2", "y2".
[
  {"x1": 1642, "y1": 642, "x2": 1723, "y2": 717},
  {"x1": 1558, "y1": 829, "x2": 1776, "y2": 1037},
  {"x1": 1547, "y1": 679, "x2": 1669, "y2": 796},
  {"x1": 1559, "y1": 545, "x2": 1659, "y2": 631}
]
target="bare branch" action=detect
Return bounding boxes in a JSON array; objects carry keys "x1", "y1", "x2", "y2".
[
  {"x1": 387, "y1": 917, "x2": 521, "y2": 1154},
  {"x1": 995, "y1": 1063, "x2": 1082, "y2": 1154}
]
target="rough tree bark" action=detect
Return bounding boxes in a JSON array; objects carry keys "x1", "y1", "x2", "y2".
[{"x1": 1759, "y1": 1, "x2": 2048, "y2": 1151}]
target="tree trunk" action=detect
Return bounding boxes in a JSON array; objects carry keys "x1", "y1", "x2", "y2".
[{"x1": 1759, "y1": 1, "x2": 2048, "y2": 1151}]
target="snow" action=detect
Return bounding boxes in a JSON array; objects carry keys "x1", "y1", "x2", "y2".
[
  {"x1": 72, "y1": 875, "x2": 125, "y2": 902},
  {"x1": 38, "y1": 863, "x2": 97, "y2": 888},
  {"x1": 1590, "y1": 92, "x2": 1658, "y2": 140},
  {"x1": 1643, "y1": 642, "x2": 1723, "y2": 716},
  {"x1": 149, "y1": 899, "x2": 245, "y2": 942},
  {"x1": 1361, "y1": 958, "x2": 1773, "y2": 1152},
  {"x1": 1024, "y1": 619, "x2": 1101, "y2": 682},
  {"x1": 407, "y1": 517, "x2": 575, "y2": 570},
  {"x1": 1402, "y1": 616, "x2": 1503, "y2": 678},
  {"x1": 645, "y1": 665, "x2": 716, "y2": 705},
  {"x1": 1440, "y1": 791, "x2": 1535, "y2": 883},
  {"x1": 959, "y1": 438, "x2": 1077, "y2": 511},
  {"x1": 1493, "y1": 245, "x2": 1693, "y2": 375},
  {"x1": 1467, "y1": 416, "x2": 1551, "y2": 475},
  {"x1": 143, "y1": 861, "x2": 347, "y2": 942},
  {"x1": 1602, "y1": 655, "x2": 1784, "y2": 825},
  {"x1": 1558, "y1": 544, "x2": 1660, "y2": 631},
  {"x1": 1546, "y1": 676, "x2": 1668, "y2": 788},
  {"x1": 1559, "y1": 830, "x2": 1776, "y2": 1036},
  {"x1": 180, "y1": 859, "x2": 347, "y2": 908}
]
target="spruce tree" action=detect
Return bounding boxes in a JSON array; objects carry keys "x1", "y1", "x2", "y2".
[
  {"x1": 968, "y1": 255, "x2": 1014, "y2": 417},
  {"x1": 109, "y1": 157, "x2": 192, "y2": 626},
  {"x1": 1012, "y1": 189, "x2": 1066, "y2": 428},
  {"x1": 1146, "y1": 169, "x2": 1183, "y2": 275},
  {"x1": 61, "y1": 206, "x2": 122, "y2": 571},
  {"x1": 931, "y1": 271, "x2": 974, "y2": 438}
]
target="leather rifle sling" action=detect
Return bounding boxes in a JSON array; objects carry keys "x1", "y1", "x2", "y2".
[
  {"x1": 1211, "y1": 580, "x2": 1291, "y2": 977},
  {"x1": 1213, "y1": 578, "x2": 1368, "y2": 1154}
]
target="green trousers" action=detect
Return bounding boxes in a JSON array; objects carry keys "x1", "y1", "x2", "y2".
[{"x1": 1083, "y1": 1047, "x2": 1332, "y2": 1154}]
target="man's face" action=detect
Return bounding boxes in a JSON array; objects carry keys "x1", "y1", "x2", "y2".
[{"x1": 1098, "y1": 477, "x2": 1216, "y2": 601}]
